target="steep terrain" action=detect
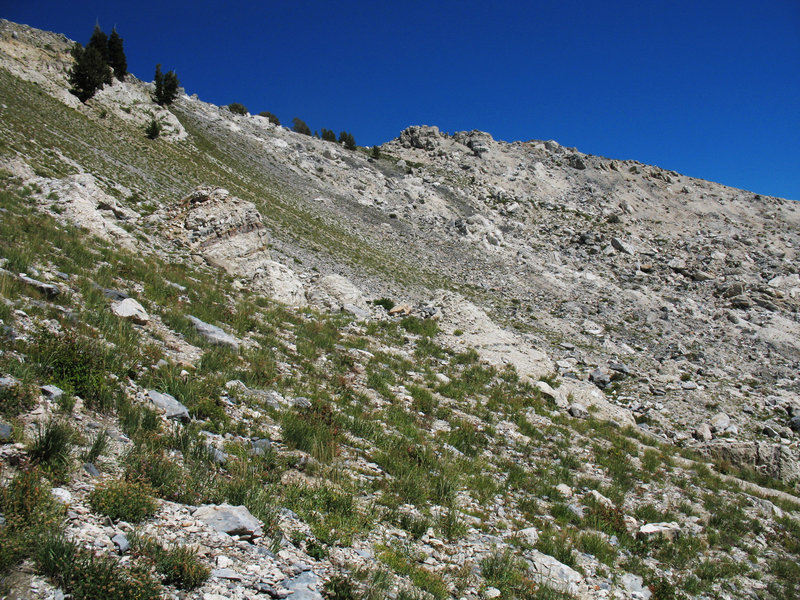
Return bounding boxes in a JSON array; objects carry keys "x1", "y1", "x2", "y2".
[{"x1": 0, "y1": 19, "x2": 798, "y2": 600}]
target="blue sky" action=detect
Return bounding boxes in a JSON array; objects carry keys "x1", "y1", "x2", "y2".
[{"x1": 4, "y1": 1, "x2": 799, "y2": 200}]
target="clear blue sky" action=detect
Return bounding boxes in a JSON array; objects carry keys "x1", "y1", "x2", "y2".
[{"x1": 4, "y1": 1, "x2": 799, "y2": 200}]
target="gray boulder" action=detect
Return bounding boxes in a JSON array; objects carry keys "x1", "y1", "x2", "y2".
[
  {"x1": 0, "y1": 422, "x2": 12, "y2": 442},
  {"x1": 283, "y1": 570, "x2": 324, "y2": 600},
  {"x1": 147, "y1": 390, "x2": 190, "y2": 421},
  {"x1": 526, "y1": 549, "x2": 583, "y2": 595},
  {"x1": 193, "y1": 504, "x2": 263, "y2": 539},
  {"x1": 187, "y1": 315, "x2": 240, "y2": 350},
  {"x1": 306, "y1": 274, "x2": 369, "y2": 315},
  {"x1": 111, "y1": 298, "x2": 149, "y2": 324}
]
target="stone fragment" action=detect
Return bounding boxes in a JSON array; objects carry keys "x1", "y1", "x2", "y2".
[
  {"x1": 0, "y1": 422, "x2": 12, "y2": 442},
  {"x1": 694, "y1": 423, "x2": 713, "y2": 441},
  {"x1": 112, "y1": 533, "x2": 130, "y2": 554},
  {"x1": 111, "y1": 298, "x2": 149, "y2": 324},
  {"x1": 709, "y1": 412, "x2": 731, "y2": 432},
  {"x1": 517, "y1": 527, "x2": 539, "y2": 545},
  {"x1": 18, "y1": 273, "x2": 59, "y2": 297},
  {"x1": 536, "y1": 381, "x2": 566, "y2": 408},
  {"x1": 51, "y1": 488, "x2": 72, "y2": 504},
  {"x1": 148, "y1": 389, "x2": 190, "y2": 421},
  {"x1": 41, "y1": 385, "x2": 63, "y2": 400},
  {"x1": 283, "y1": 571, "x2": 324, "y2": 600},
  {"x1": 187, "y1": 315, "x2": 240, "y2": 350},
  {"x1": 211, "y1": 568, "x2": 242, "y2": 580},
  {"x1": 568, "y1": 403, "x2": 589, "y2": 419},
  {"x1": 610, "y1": 237, "x2": 635, "y2": 255},
  {"x1": 527, "y1": 549, "x2": 583, "y2": 595},
  {"x1": 637, "y1": 522, "x2": 681, "y2": 542},
  {"x1": 589, "y1": 368, "x2": 611, "y2": 389},
  {"x1": 306, "y1": 274, "x2": 369, "y2": 314},
  {"x1": 83, "y1": 462, "x2": 100, "y2": 477},
  {"x1": 620, "y1": 573, "x2": 652, "y2": 600},
  {"x1": 193, "y1": 504, "x2": 263, "y2": 539}
]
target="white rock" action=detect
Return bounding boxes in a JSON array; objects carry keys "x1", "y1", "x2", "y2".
[{"x1": 111, "y1": 298, "x2": 149, "y2": 324}]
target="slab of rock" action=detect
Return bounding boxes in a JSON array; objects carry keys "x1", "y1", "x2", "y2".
[
  {"x1": 283, "y1": 571, "x2": 324, "y2": 600},
  {"x1": 526, "y1": 549, "x2": 583, "y2": 595},
  {"x1": 41, "y1": 384, "x2": 63, "y2": 400},
  {"x1": 306, "y1": 274, "x2": 369, "y2": 314},
  {"x1": 19, "y1": 273, "x2": 59, "y2": 297},
  {"x1": 254, "y1": 260, "x2": 307, "y2": 307},
  {"x1": 620, "y1": 573, "x2": 652, "y2": 600},
  {"x1": 568, "y1": 403, "x2": 589, "y2": 419},
  {"x1": 111, "y1": 298, "x2": 149, "y2": 324},
  {"x1": 694, "y1": 423, "x2": 713, "y2": 441},
  {"x1": 705, "y1": 440, "x2": 800, "y2": 483},
  {"x1": 147, "y1": 389, "x2": 190, "y2": 421},
  {"x1": 637, "y1": 522, "x2": 681, "y2": 542},
  {"x1": 0, "y1": 422, "x2": 13, "y2": 442},
  {"x1": 187, "y1": 315, "x2": 240, "y2": 350},
  {"x1": 517, "y1": 527, "x2": 539, "y2": 545},
  {"x1": 709, "y1": 412, "x2": 731, "y2": 433},
  {"x1": 193, "y1": 504, "x2": 263, "y2": 539},
  {"x1": 536, "y1": 381, "x2": 567, "y2": 408},
  {"x1": 111, "y1": 533, "x2": 129, "y2": 554}
]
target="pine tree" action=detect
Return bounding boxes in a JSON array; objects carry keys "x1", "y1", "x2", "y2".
[
  {"x1": 68, "y1": 42, "x2": 111, "y2": 102},
  {"x1": 153, "y1": 64, "x2": 180, "y2": 106},
  {"x1": 292, "y1": 118, "x2": 311, "y2": 136},
  {"x1": 107, "y1": 27, "x2": 127, "y2": 81},
  {"x1": 258, "y1": 111, "x2": 280, "y2": 126},
  {"x1": 338, "y1": 131, "x2": 356, "y2": 151},
  {"x1": 86, "y1": 25, "x2": 111, "y2": 84},
  {"x1": 321, "y1": 129, "x2": 337, "y2": 142}
]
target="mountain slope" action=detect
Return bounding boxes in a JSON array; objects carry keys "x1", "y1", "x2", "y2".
[{"x1": 1, "y1": 19, "x2": 799, "y2": 600}]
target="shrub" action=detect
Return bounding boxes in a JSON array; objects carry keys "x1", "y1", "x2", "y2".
[
  {"x1": 82, "y1": 428, "x2": 109, "y2": 463},
  {"x1": 35, "y1": 533, "x2": 162, "y2": 600},
  {"x1": 30, "y1": 330, "x2": 120, "y2": 412},
  {"x1": 153, "y1": 64, "x2": 180, "y2": 106},
  {"x1": 281, "y1": 402, "x2": 340, "y2": 462},
  {"x1": 123, "y1": 445, "x2": 191, "y2": 503},
  {"x1": 132, "y1": 534, "x2": 209, "y2": 590},
  {"x1": 292, "y1": 117, "x2": 312, "y2": 136},
  {"x1": 400, "y1": 316, "x2": 438, "y2": 337},
  {"x1": 0, "y1": 468, "x2": 63, "y2": 572},
  {"x1": 258, "y1": 111, "x2": 280, "y2": 125},
  {"x1": 373, "y1": 297, "x2": 395, "y2": 311},
  {"x1": 145, "y1": 118, "x2": 161, "y2": 139},
  {"x1": 89, "y1": 479, "x2": 158, "y2": 522},
  {"x1": 228, "y1": 102, "x2": 248, "y2": 115},
  {"x1": 28, "y1": 418, "x2": 76, "y2": 477},
  {"x1": 0, "y1": 380, "x2": 36, "y2": 417}
]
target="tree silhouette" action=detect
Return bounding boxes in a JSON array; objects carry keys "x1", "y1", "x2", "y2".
[{"x1": 107, "y1": 27, "x2": 127, "y2": 81}]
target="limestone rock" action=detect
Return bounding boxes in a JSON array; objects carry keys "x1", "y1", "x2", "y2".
[
  {"x1": 18, "y1": 273, "x2": 59, "y2": 297},
  {"x1": 193, "y1": 503, "x2": 263, "y2": 539},
  {"x1": 254, "y1": 260, "x2": 307, "y2": 307},
  {"x1": 187, "y1": 315, "x2": 240, "y2": 350},
  {"x1": 148, "y1": 389, "x2": 190, "y2": 421},
  {"x1": 526, "y1": 549, "x2": 583, "y2": 595},
  {"x1": 637, "y1": 522, "x2": 681, "y2": 542},
  {"x1": 705, "y1": 441, "x2": 800, "y2": 483},
  {"x1": 306, "y1": 274, "x2": 369, "y2": 314},
  {"x1": 111, "y1": 298, "x2": 149, "y2": 324}
]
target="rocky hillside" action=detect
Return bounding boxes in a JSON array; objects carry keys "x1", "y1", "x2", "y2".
[{"x1": 0, "y1": 18, "x2": 798, "y2": 600}]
